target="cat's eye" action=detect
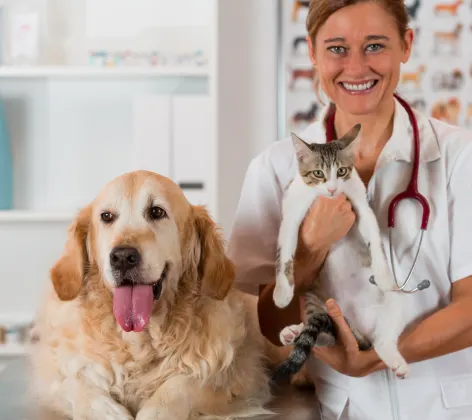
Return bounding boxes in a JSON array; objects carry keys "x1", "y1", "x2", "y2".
[
  {"x1": 313, "y1": 170, "x2": 324, "y2": 179},
  {"x1": 337, "y1": 167, "x2": 348, "y2": 177}
]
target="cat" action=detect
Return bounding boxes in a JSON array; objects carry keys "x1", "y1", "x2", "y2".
[{"x1": 271, "y1": 124, "x2": 409, "y2": 383}]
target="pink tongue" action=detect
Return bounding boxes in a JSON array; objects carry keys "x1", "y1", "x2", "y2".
[{"x1": 113, "y1": 285, "x2": 154, "y2": 332}]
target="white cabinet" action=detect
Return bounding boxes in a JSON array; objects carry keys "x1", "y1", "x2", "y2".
[{"x1": 0, "y1": 0, "x2": 280, "y2": 356}]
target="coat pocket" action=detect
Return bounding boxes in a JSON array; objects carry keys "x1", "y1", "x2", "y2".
[{"x1": 440, "y1": 374, "x2": 472, "y2": 409}]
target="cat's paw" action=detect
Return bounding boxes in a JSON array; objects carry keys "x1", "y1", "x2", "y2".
[
  {"x1": 374, "y1": 341, "x2": 410, "y2": 379},
  {"x1": 280, "y1": 323, "x2": 304, "y2": 346},
  {"x1": 273, "y1": 279, "x2": 294, "y2": 308},
  {"x1": 393, "y1": 360, "x2": 410, "y2": 379}
]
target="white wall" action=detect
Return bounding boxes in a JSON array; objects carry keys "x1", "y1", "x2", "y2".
[{"x1": 216, "y1": 0, "x2": 279, "y2": 238}]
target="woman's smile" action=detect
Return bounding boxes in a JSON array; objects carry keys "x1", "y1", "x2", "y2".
[{"x1": 339, "y1": 79, "x2": 379, "y2": 94}]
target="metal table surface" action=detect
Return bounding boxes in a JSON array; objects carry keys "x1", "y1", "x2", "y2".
[{"x1": 0, "y1": 357, "x2": 321, "y2": 420}]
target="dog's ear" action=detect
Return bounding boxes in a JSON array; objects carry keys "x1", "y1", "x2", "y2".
[
  {"x1": 50, "y1": 205, "x2": 92, "y2": 301},
  {"x1": 193, "y1": 205, "x2": 234, "y2": 300}
]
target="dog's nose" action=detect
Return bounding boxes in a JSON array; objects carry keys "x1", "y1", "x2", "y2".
[{"x1": 110, "y1": 247, "x2": 141, "y2": 271}]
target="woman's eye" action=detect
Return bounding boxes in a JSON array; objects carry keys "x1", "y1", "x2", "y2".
[
  {"x1": 328, "y1": 46, "x2": 346, "y2": 54},
  {"x1": 149, "y1": 206, "x2": 167, "y2": 220},
  {"x1": 337, "y1": 167, "x2": 348, "y2": 177},
  {"x1": 101, "y1": 211, "x2": 115, "y2": 223},
  {"x1": 313, "y1": 170, "x2": 324, "y2": 178},
  {"x1": 366, "y1": 43, "x2": 383, "y2": 52}
]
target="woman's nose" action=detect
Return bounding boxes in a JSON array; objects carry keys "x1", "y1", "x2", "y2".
[{"x1": 344, "y1": 53, "x2": 368, "y2": 75}]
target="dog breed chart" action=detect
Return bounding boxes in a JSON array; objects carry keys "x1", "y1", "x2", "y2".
[{"x1": 279, "y1": 0, "x2": 472, "y2": 136}]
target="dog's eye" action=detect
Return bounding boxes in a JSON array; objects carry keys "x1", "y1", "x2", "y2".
[
  {"x1": 101, "y1": 212, "x2": 114, "y2": 223},
  {"x1": 149, "y1": 206, "x2": 167, "y2": 220}
]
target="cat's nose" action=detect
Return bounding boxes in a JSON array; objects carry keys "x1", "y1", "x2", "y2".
[{"x1": 328, "y1": 188, "x2": 337, "y2": 195}]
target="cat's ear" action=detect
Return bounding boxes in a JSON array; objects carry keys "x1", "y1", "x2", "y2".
[
  {"x1": 291, "y1": 133, "x2": 312, "y2": 163},
  {"x1": 338, "y1": 123, "x2": 361, "y2": 154}
]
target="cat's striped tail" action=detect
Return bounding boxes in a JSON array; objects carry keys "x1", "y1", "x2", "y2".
[{"x1": 271, "y1": 313, "x2": 334, "y2": 384}]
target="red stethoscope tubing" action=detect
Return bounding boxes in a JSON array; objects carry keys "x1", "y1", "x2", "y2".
[{"x1": 325, "y1": 93, "x2": 430, "y2": 231}]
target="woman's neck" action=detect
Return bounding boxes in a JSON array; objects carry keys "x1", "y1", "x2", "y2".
[{"x1": 333, "y1": 97, "x2": 395, "y2": 160}]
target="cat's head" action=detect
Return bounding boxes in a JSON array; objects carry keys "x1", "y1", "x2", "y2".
[{"x1": 292, "y1": 123, "x2": 361, "y2": 196}]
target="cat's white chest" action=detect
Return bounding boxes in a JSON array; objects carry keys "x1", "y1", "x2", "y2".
[{"x1": 319, "y1": 226, "x2": 383, "y2": 338}]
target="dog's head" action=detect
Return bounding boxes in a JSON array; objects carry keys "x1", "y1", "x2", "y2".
[{"x1": 50, "y1": 170, "x2": 234, "y2": 332}]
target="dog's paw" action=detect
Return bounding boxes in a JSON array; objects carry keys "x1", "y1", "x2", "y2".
[
  {"x1": 279, "y1": 323, "x2": 304, "y2": 346},
  {"x1": 77, "y1": 395, "x2": 133, "y2": 420},
  {"x1": 136, "y1": 407, "x2": 159, "y2": 420},
  {"x1": 273, "y1": 279, "x2": 294, "y2": 309},
  {"x1": 137, "y1": 407, "x2": 184, "y2": 420}
]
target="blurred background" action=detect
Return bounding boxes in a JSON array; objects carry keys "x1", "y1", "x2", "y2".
[{"x1": 0, "y1": 0, "x2": 471, "y2": 362}]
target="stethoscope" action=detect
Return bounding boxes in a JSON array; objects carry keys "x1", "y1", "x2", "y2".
[{"x1": 325, "y1": 93, "x2": 430, "y2": 294}]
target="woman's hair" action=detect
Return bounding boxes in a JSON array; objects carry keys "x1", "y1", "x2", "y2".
[{"x1": 306, "y1": 0, "x2": 410, "y2": 103}]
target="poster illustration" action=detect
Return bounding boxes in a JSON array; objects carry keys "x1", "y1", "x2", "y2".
[{"x1": 278, "y1": 0, "x2": 472, "y2": 139}]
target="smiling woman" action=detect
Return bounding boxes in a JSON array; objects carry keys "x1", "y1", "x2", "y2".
[
  {"x1": 228, "y1": 0, "x2": 472, "y2": 419},
  {"x1": 307, "y1": 1, "x2": 412, "y2": 117}
]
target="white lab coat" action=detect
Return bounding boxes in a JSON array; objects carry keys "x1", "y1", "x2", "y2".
[{"x1": 227, "y1": 97, "x2": 472, "y2": 420}]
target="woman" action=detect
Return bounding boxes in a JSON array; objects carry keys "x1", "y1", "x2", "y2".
[{"x1": 227, "y1": 1, "x2": 472, "y2": 419}]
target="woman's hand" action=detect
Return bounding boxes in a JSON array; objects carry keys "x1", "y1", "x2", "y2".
[
  {"x1": 294, "y1": 194, "x2": 356, "y2": 291},
  {"x1": 307, "y1": 299, "x2": 384, "y2": 377},
  {"x1": 298, "y1": 194, "x2": 355, "y2": 254}
]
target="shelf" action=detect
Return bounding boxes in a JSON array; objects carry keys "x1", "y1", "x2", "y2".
[
  {"x1": 0, "y1": 210, "x2": 75, "y2": 223},
  {"x1": 0, "y1": 344, "x2": 26, "y2": 357},
  {"x1": 0, "y1": 65, "x2": 210, "y2": 78}
]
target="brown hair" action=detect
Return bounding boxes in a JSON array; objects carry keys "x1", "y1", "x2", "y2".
[{"x1": 306, "y1": 0, "x2": 410, "y2": 103}]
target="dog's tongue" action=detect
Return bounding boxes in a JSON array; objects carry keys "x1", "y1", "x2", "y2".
[{"x1": 113, "y1": 285, "x2": 153, "y2": 332}]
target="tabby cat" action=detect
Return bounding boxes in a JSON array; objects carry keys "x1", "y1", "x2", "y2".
[{"x1": 271, "y1": 124, "x2": 409, "y2": 383}]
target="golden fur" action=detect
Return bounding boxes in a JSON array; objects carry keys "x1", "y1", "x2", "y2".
[{"x1": 28, "y1": 170, "x2": 281, "y2": 420}]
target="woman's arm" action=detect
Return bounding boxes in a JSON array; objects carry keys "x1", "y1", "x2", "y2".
[
  {"x1": 313, "y1": 276, "x2": 472, "y2": 377},
  {"x1": 398, "y1": 275, "x2": 472, "y2": 363}
]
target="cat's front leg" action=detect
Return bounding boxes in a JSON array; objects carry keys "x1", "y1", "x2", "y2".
[
  {"x1": 372, "y1": 292, "x2": 409, "y2": 378},
  {"x1": 359, "y1": 205, "x2": 395, "y2": 292},
  {"x1": 136, "y1": 376, "x2": 195, "y2": 420},
  {"x1": 350, "y1": 198, "x2": 395, "y2": 292},
  {"x1": 274, "y1": 188, "x2": 318, "y2": 308}
]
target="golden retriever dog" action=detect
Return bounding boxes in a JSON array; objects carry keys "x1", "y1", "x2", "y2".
[{"x1": 29, "y1": 170, "x2": 276, "y2": 420}]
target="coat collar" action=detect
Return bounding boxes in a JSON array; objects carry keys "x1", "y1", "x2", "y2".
[{"x1": 297, "y1": 96, "x2": 442, "y2": 169}]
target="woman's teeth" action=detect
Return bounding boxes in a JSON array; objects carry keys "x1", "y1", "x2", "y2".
[{"x1": 341, "y1": 81, "x2": 376, "y2": 91}]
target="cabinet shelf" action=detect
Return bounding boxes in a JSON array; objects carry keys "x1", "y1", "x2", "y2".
[
  {"x1": 0, "y1": 344, "x2": 26, "y2": 357},
  {"x1": 0, "y1": 211, "x2": 75, "y2": 223},
  {"x1": 0, "y1": 66, "x2": 210, "y2": 78}
]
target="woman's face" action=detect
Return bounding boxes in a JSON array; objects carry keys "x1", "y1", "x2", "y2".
[{"x1": 308, "y1": 2, "x2": 413, "y2": 116}]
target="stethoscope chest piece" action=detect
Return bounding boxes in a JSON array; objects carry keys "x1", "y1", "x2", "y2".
[{"x1": 369, "y1": 275, "x2": 431, "y2": 293}]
